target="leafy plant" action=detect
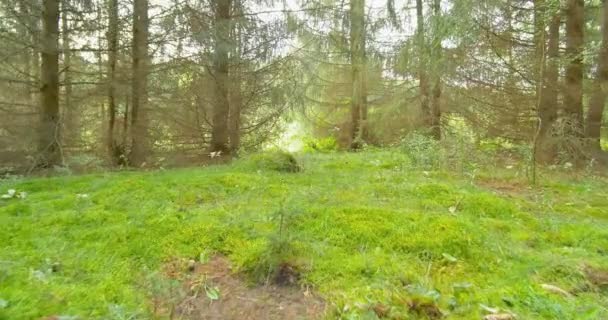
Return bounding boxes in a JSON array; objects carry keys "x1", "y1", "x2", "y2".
[{"x1": 399, "y1": 131, "x2": 441, "y2": 169}]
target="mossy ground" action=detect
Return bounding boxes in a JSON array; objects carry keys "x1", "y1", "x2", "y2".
[{"x1": 1, "y1": 150, "x2": 607, "y2": 319}]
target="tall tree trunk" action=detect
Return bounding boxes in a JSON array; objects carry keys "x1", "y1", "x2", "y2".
[
  {"x1": 503, "y1": 0, "x2": 520, "y2": 130},
  {"x1": 536, "y1": 13, "x2": 561, "y2": 163},
  {"x1": 107, "y1": 0, "x2": 119, "y2": 163},
  {"x1": 416, "y1": 0, "x2": 430, "y2": 134},
  {"x1": 533, "y1": 0, "x2": 545, "y2": 102},
  {"x1": 429, "y1": 0, "x2": 442, "y2": 140},
  {"x1": 586, "y1": 0, "x2": 608, "y2": 154},
  {"x1": 38, "y1": 0, "x2": 62, "y2": 168},
  {"x1": 61, "y1": 0, "x2": 74, "y2": 148},
  {"x1": 350, "y1": 0, "x2": 366, "y2": 149},
  {"x1": 96, "y1": 4, "x2": 107, "y2": 159},
  {"x1": 209, "y1": 0, "x2": 232, "y2": 154},
  {"x1": 228, "y1": 11, "x2": 241, "y2": 154},
  {"x1": 564, "y1": 0, "x2": 584, "y2": 141},
  {"x1": 32, "y1": 1, "x2": 42, "y2": 106},
  {"x1": 18, "y1": 1, "x2": 34, "y2": 105},
  {"x1": 130, "y1": 0, "x2": 149, "y2": 166}
]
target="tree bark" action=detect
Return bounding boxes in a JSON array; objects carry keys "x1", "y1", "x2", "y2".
[
  {"x1": 18, "y1": 1, "x2": 34, "y2": 105},
  {"x1": 209, "y1": 0, "x2": 232, "y2": 154},
  {"x1": 38, "y1": 0, "x2": 62, "y2": 168},
  {"x1": 429, "y1": 0, "x2": 442, "y2": 140},
  {"x1": 350, "y1": 0, "x2": 366, "y2": 149},
  {"x1": 107, "y1": 0, "x2": 119, "y2": 163},
  {"x1": 228, "y1": 9, "x2": 241, "y2": 154},
  {"x1": 228, "y1": 86, "x2": 241, "y2": 153},
  {"x1": 533, "y1": 0, "x2": 545, "y2": 102},
  {"x1": 61, "y1": 0, "x2": 74, "y2": 147},
  {"x1": 564, "y1": 0, "x2": 584, "y2": 139},
  {"x1": 416, "y1": 0, "x2": 431, "y2": 135},
  {"x1": 536, "y1": 13, "x2": 561, "y2": 163},
  {"x1": 130, "y1": 0, "x2": 149, "y2": 166},
  {"x1": 586, "y1": 0, "x2": 608, "y2": 154}
]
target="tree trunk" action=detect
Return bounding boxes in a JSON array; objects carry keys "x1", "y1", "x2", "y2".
[
  {"x1": 130, "y1": 0, "x2": 149, "y2": 166},
  {"x1": 38, "y1": 0, "x2": 62, "y2": 168},
  {"x1": 429, "y1": 0, "x2": 442, "y2": 140},
  {"x1": 209, "y1": 0, "x2": 232, "y2": 154},
  {"x1": 61, "y1": 0, "x2": 74, "y2": 148},
  {"x1": 107, "y1": 0, "x2": 119, "y2": 163},
  {"x1": 229, "y1": 82, "x2": 241, "y2": 154},
  {"x1": 586, "y1": 0, "x2": 608, "y2": 154},
  {"x1": 228, "y1": 12, "x2": 242, "y2": 154},
  {"x1": 564, "y1": 0, "x2": 584, "y2": 140},
  {"x1": 350, "y1": 0, "x2": 366, "y2": 149},
  {"x1": 18, "y1": 1, "x2": 34, "y2": 105},
  {"x1": 416, "y1": 0, "x2": 431, "y2": 134},
  {"x1": 533, "y1": 0, "x2": 545, "y2": 102},
  {"x1": 536, "y1": 13, "x2": 561, "y2": 163}
]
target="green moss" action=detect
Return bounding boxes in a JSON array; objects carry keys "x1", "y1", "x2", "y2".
[
  {"x1": 1, "y1": 150, "x2": 607, "y2": 319},
  {"x1": 237, "y1": 150, "x2": 301, "y2": 172},
  {"x1": 460, "y1": 193, "x2": 517, "y2": 218}
]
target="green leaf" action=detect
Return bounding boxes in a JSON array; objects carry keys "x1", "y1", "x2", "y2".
[
  {"x1": 0, "y1": 298, "x2": 8, "y2": 308},
  {"x1": 205, "y1": 285, "x2": 220, "y2": 301},
  {"x1": 442, "y1": 253, "x2": 458, "y2": 263}
]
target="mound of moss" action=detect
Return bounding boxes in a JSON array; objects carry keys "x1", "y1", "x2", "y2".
[{"x1": 242, "y1": 151, "x2": 301, "y2": 173}]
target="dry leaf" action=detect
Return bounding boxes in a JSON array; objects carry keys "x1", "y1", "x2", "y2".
[
  {"x1": 483, "y1": 314, "x2": 516, "y2": 320},
  {"x1": 540, "y1": 283, "x2": 572, "y2": 298}
]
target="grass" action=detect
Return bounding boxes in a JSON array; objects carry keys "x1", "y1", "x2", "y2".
[{"x1": 1, "y1": 150, "x2": 607, "y2": 319}]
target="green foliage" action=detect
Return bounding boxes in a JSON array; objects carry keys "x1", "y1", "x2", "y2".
[
  {"x1": 1, "y1": 150, "x2": 607, "y2": 319},
  {"x1": 302, "y1": 136, "x2": 338, "y2": 153},
  {"x1": 399, "y1": 132, "x2": 441, "y2": 169}
]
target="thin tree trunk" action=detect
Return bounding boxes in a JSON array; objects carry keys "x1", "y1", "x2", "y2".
[
  {"x1": 537, "y1": 13, "x2": 561, "y2": 163},
  {"x1": 38, "y1": 0, "x2": 62, "y2": 168},
  {"x1": 533, "y1": 0, "x2": 545, "y2": 102},
  {"x1": 18, "y1": 1, "x2": 34, "y2": 105},
  {"x1": 107, "y1": 0, "x2": 118, "y2": 163},
  {"x1": 429, "y1": 0, "x2": 442, "y2": 140},
  {"x1": 416, "y1": 0, "x2": 431, "y2": 134},
  {"x1": 209, "y1": 0, "x2": 232, "y2": 154},
  {"x1": 360, "y1": 66, "x2": 368, "y2": 142},
  {"x1": 130, "y1": 0, "x2": 149, "y2": 166},
  {"x1": 350, "y1": 0, "x2": 366, "y2": 149},
  {"x1": 32, "y1": 1, "x2": 41, "y2": 107},
  {"x1": 229, "y1": 81, "x2": 241, "y2": 153},
  {"x1": 124, "y1": 95, "x2": 130, "y2": 147},
  {"x1": 564, "y1": 0, "x2": 584, "y2": 140},
  {"x1": 229, "y1": 11, "x2": 241, "y2": 154},
  {"x1": 61, "y1": 0, "x2": 74, "y2": 148},
  {"x1": 585, "y1": 0, "x2": 608, "y2": 154}
]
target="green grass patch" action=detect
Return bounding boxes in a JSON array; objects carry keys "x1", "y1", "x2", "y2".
[{"x1": 1, "y1": 150, "x2": 607, "y2": 319}]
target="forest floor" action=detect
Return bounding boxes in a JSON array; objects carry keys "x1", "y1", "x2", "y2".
[{"x1": 1, "y1": 150, "x2": 607, "y2": 319}]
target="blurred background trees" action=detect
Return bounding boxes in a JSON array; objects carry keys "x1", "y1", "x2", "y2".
[{"x1": 0, "y1": 0, "x2": 606, "y2": 172}]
